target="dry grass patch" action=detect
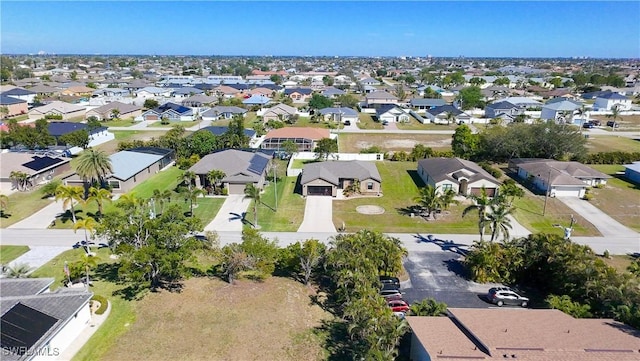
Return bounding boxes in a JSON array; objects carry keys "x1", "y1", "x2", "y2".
[
  {"x1": 601, "y1": 255, "x2": 636, "y2": 274},
  {"x1": 338, "y1": 133, "x2": 452, "y2": 153},
  {"x1": 585, "y1": 135, "x2": 640, "y2": 153},
  {"x1": 592, "y1": 114, "x2": 640, "y2": 131},
  {"x1": 586, "y1": 165, "x2": 640, "y2": 232},
  {"x1": 101, "y1": 277, "x2": 330, "y2": 361}
]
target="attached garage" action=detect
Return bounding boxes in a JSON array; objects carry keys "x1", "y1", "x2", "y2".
[
  {"x1": 307, "y1": 185, "x2": 333, "y2": 196},
  {"x1": 227, "y1": 183, "x2": 247, "y2": 194},
  {"x1": 470, "y1": 187, "x2": 496, "y2": 197},
  {"x1": 551, "y1": 186, "x2": 585, "y2": 198},
  {"x1": 144, "y1": 114, "x2": 159, "y2": 121}
]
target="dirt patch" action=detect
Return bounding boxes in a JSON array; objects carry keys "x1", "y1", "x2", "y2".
[
  {"x1": 349, "y1": 135, "x2": 452, "y2": 152},
  {"x1": 356, "y1": 205, "x2": 385, "y2": 214},
  {"x1": 101, "y1": 277, "x2": 329, "y2": 361}
]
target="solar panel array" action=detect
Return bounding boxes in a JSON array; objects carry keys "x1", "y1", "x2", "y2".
[
  {"x1": 247, "y1": 154, "x2": 269, "y2": 175},
  {"x1": 23, "y1": 156, "x2": 64, "y2": 171},
  {"x1": 1, "y1": 303, "x2": 58, "y2": 355}
]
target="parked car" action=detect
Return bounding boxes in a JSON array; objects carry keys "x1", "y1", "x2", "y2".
[
  {"x1": 382, "y1": 120, "x2": 389, "y2": 126},
  {"x1": 591, "y1": 120, "x2": 601, "y2": 126},
  {"x1": 393, "y1": 311, "x2": 406, "y2": 319},
  {"x1": 380, "y1": 289, "x2": 403, "y2": 301},
  {"x1": 344, "y1": 120, "x2": 351, "y2": 126},
  {"x1": 487, "y1": 287, "x2": 529, "y2": 307},
  {"x1": 583, "y1": 122, "x2": 594, "y2": 129},
  {"x1": 387, "y1": 300, "x2": 410, "y2": 313},
  {"x1": 606, "y1": 120, "x2": 619, "y2": 128},
  {"x1": 380, "y1": 276, "x2": 400, "y2": 289}
]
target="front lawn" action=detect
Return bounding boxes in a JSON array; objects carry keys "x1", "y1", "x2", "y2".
[
  {"x1": 101, "y1": 118, "x2": 137, "y2": 127},
  {"x1": 0, "y1": 245, "x2": 30, "y2": 263},
  {"x1": 357, "y1": 113, "x2": 384, "y2": 130},
  {"x1": 0, "y1": 188, "x2": 54, "y2": 228},
  {"x1": 586, "y1": 165, "x2": 640, "y2": 232},
  {"x1": 147, "y1": 120, "x2": 201, "y2": 128},
  {"x1": 396, "y1": 118, "x2": 458, "y2": 131}
]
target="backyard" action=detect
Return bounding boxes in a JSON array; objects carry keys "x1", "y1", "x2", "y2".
[{"x1": 338, "y1": 133, "x2": 452, "y2": 153}]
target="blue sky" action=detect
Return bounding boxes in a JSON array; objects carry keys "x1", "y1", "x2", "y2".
[{"x1": 1, "y1": 1, "x2": 639, "y2": 58}]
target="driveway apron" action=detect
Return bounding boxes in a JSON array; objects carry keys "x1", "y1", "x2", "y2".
[
  {"x1": 557, "y1": 196, "x2": 638, "y2": 237},
  {"x1": 298, "y1": 196, "x2": 336, "y2": 232},
  {"x1": 203, "y1": 195, "x2": 251, "y2": 232}
]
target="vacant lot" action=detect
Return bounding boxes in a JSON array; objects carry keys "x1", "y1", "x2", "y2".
[
  {"x1": 586, "y1": 135, "x2": 640, "y2": 153},
  {"x1": 338, "y1": 133, "x2": 452, "y2": 153},
  {"x1": 586, "y1": 165, "x2": 640, "y2": 232},
  {"x1": 591, "y1": 114, "x2": 640, "y2": 131},
  {"x1": 97, "y1": 130, "x2": 168, "y2": 154},
  {"x1": 101, "y1": 277, "x2": 329, "y2": 361}
]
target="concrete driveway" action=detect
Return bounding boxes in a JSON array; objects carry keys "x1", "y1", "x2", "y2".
[
  {"x1": 402, "y1": 251, "x2": 499, "y2": 308},
  {"x1": 8, "y1": 200, "x2": 61, "y2": 229},
  {"x1": 297, "y1": 196, "x2": 337, "y2": 232},
  {"x1": 203, "y1": 195, "x2": 251, "y2": 232},
  {"x1": 557, "y1": 196, "x2": 638, "y2": 237}
]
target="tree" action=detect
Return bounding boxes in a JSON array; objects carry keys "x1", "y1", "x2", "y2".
[
  {"x1": 451, "y1": 124, "x2": 478, "y2": 159},
  {"x1": 308, "y1": 94, "x2": 334, "y2": 110},
  {"x1": 59, "y1": 129, "x2": 90, "y2": 149},
  {"x1": 152, "y1": 189, "x2": 172, "y2": 214},
  {"x1": 180, "y1": 171, "x2": 196, "y2": 191},
  {"x1": 487, "y1": 203, "x2": 513, "y2": 242},
  {"x1": 546, "y1": 294, "x2": 592, "y2": 318},
  {"x1": 188, "y1": 130, "x2": 219, "y2": 157},
  {"x1": 335, "y1": 94, "x2": 359, "y2": 108},
  {"x1": 73, "y1": 217, "x2": 98, "y2": 251},
  {"x1": 494, "y1": 77, "x2": 510, "y2": 86},
  {"x1": 76, "y1": 252, "x2": 98, "y2": 288},
  {"x1": 0, "y1": 106, "x2": 8, "y2": 119},
  {"x1": 414, "y1": 185, "x2": 441, "y2": 219},
  {"x1": 220, "y1": 243, "x2": 253, "y2": 284},
  {"x1": 143, "y1": 99, "x2": 159, "y2": 109},
  {"x1": 456, "y1": 86, "x2": 484, "y2": 110},
  {"x1": 55, "y1": 185, "x2": 84, "y2": 223},
  {"x1": 206, "y1": 169, "x2": 226, "y2": 194},
  {"x1": 314, "y1": 137, "x2": 338, "y2": 161},
  {"x1": 74, "y1": 149, "x2": 113, "y2": 186},
  {"x1": 461, "y1": 187, "x2": 494, "y2": 241},
  {"x1": 179, "y1": 186, "x2": 204, "y2": 216},
  {"x1": 393, "y1": 84, "x2": 407, "y2": 101},
  {"x1": 110, "y1": 108, "x2": 121, "y2": 120},
  {"x1": 606, "y1": 106, "x2": 622, "y2": 131},
  {"x1": 9, "y1": 171, "x2": 31, "y2": 191},
  {"x1": 244, "y1": 184, "x2": 262, "y2": 228},
  {"x1": 298, "y1": 239, "x2": 326, "y2": 285},
  {"x1": 443, "y1": 111, "x2": 456, "y2": 125},
  {"x1": 87, "y1": 186, "x2": 112, "y2": 216},
  {"x1": 222, "y1": 115, "x2": 249, "y2": 148},
  {"x1": 498, "y1": 179, "x2": 524, "y2": 206},
  {"x1": 281, "y1": 139, "x2": 298, "y2": 158},
  {"x1": 469, "y1": 77, "x2": 486, "y2": 86},
  {"x1": 3, "y1": 263, "x2": 34, "y2": 278},
  {"x1": 409, "y1": 298, "x2": 448, "y2": 316},
  {"x1": 240, "y1": 228, "x2": 280, "y2": 277}
]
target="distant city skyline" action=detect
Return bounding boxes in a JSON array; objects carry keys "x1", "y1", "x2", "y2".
[{"x1": 1, "y1": 1, "x2": 639, "y2": 58}]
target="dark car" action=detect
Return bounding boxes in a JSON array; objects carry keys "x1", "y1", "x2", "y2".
[
  {"x1": 380, "y1": 276, "x2": 400, "y2": 289},
  {"x1": 387, "y1": 300, "x2": 410, "y2": 313},
  {"x1": 487, "y1": 287, "x2": 529, "y2": 307},
  {"x1": 606, "y1": 120, "x2": 619, "y2": 128},
  {"x1": 344, "y1": 120, "x2": 351, "y2": 126},
  {"x1": 380, "y1": 289, "x2": 403, "y2": 301},
  {"x1": 583, "y1": 122, "x2": 594, "y2": 129}
]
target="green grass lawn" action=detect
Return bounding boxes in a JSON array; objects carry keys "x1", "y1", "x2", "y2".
[
  {"x1": 396, "y1": 119, "x2": 457, "y2": 131},
  {"x1": 586, "y1": 135, "x2": 640, "y2": 153},
  {"x1": 0, "y1": 245, "x2": 30, "y2": 263},
  {"x1": 290, "y1": 158, "x2": 319, "y2": 169},
  {"x1": 290, "y1": 117, "x2": 338, "y2": 129},
  {"x1": 586, "y1": 165, "x2": 640, "y2": 232},
  {"x1": 357, "y1": 113, "x2": 384, "y2": 130},
  {"x1": 148, "y1": 120, "x2": 201, "y2": 128},
  {"x1": 0, "y1": 188, "x2": 54, "y2": 228},
  {"x1": 101, "y1": 118, "x2": 137, "y2": 127}
]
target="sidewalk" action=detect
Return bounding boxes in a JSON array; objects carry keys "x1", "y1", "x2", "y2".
[
  {"x1": 57, "y1": 300, "x2": 111, "y2": 361},
  {"x1": 8, "y1": 199, "x2": 61, "y2": 229},
  {"x1": 203, "y1": 195, "x2": 252, "y2": 232}
]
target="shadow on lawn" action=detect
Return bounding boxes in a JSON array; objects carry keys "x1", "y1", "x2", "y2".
[{"x1": 405, "y1": 170, "x2": 426, "y2": 188}]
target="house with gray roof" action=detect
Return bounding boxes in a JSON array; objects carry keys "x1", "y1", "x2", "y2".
[
  {"x1": 321, "y1": 87, "x2": 346, "y2": 98},
  {"x1": 365, "y1": 90, "x2": 398, "y2": 106},
  {"x1": 409, "y1": 98, "x2": 446, "y2": 112},
  {"x1": 509, "y1": 158, "x2": 610, "y2": 198},
  {"x1": 624, "y1": 161, "x2": 640, "y2": 184},
  {"x1": 0, "y1": 95, "x2": 28, "y2": 117},
  {"x1": 1, "y1": 87, "x2": 36, "y2": 104},
  {"x1": 0, "y1": 278, "x2": 93, "y2": 361},
  {"x1": 425, "y1": 105, "x2": 471, "y2": 124},
  {"x1": 188, "y1": 149, "x2": 271, "y2": 194},
  {"x1": 85, "y1": 101, "x2": 142, "y2": 121},
  {"x1": 594, "y1": 92, "x2": 632, "y2": 111},
  {"x1": 318, "y1": 107, "x2": 359, "y2": 124},
  {"x1": 242, "y1": 94, "x2": 271, "y2": 106},
  {"x1": 484, "y1": 100, "x2": 523, "y2": 119},
  {"x1": 201, "y1": 106, "x2": 247, "y2": 121},
  {"x1": 540, "y1": 98, "x2": 583, "y2": 122},
  {"x1": 300, "y1": 160, "x2": 381, "y2": 197},
  {"x1": 417, "y1": 157, "x2": 501, "y2": 197}
]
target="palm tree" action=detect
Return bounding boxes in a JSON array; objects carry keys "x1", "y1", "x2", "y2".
[
  {"x1": 75, "y1": 149, "x2": 113, "y2": 186},
  {"x1": 180, "y1": 171, "x2": 196, "y2": 191},
  {"x1": 3, "y1": 263, "x2": 34, "y2": 278},
  {"x1": 439, "y1": 188, "x2": 459, "y2": 211},
  {"x1": 487, "y1": 203, "x2": 513, "y2": 242},
  {"x1": 413, "y1": 185, "x2": 441, "y2": 219},
  {"x1": 462, "y1": 187, "x2": 494, "y2": 241},
  {"x1": 73, "y1": 217, "x2": 98, "y2": 253},
  {"x1": 110, "y1": 108, "x2": 120, "y2": 120},
  {"x1": 443, "y1": 111, "x2": 456, "y2": 125},
  {"x1": 207, "y1": 169, "x2": 226, "y2": 194},
  {"x1": 76, "y1": 252, "x2": 98, "y2": 288},
  {"x1": 244, "y1": 184, "x2": 262, "y2": 228},
  {"x1": 575, "y1": 105, "x2": 587, "y2": 133},
  {"x1": 606, "y1": 106, "x2": 621, "y2": 131},
  {"x1": 55, "y1": 185, "x2": 84, "y2": 223},
  {"x1": 9, "y1": 171, "x2": 30, "y2": 191},
  {"x1": 152, "y1": 189, "x2": 172, "y2": 214},
  {"x1": 180, "y1": 187, "x2": 204, "y2": 216},
  {"x1": 87, "y1": 186, "x2": 112, "y2": 216}
]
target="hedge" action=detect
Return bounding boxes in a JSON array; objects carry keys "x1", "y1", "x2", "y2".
[
  {"x1": 579, "y1": 152, "x2": 640, "y2": 164},
  {"x1": 91, "y1": 295, "x2": 108, "y2": 315}
]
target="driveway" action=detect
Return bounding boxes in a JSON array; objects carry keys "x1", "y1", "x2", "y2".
[
  {"x1": 203, "y1": 194, "x2": 251, "y2": 232},
  {"x1": 557, "y1": 196, "x2": 638, "y2": 237},
  {"x1": 8, "y1": 200, "x2": 60, "y2": 229},
  {"x1": 297, "y1": 196, "x2": 336, "y2": 232},
  {"x1": 402, "y1": 251, "x2": 499, "y2": 308}
]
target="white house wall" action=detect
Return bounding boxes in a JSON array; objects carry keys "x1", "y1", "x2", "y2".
[
  {"x1": 33, "y1": 303, "x2": 91, "y2": 361},
  {"x1": 551, "y1": 186, "x2": 585, "y2": 198}
]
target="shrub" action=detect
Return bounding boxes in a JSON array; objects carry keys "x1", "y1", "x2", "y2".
[
  {"x1": 546, "y1": 294, "x2": 592, "y2": 318},
  {"x1": 360, "y1": 146, "x2": 382, "y2": 154},
  {"x1": 479, "y1": 161, "x2": 503, "y2": 178},
  {"x1": 583, "y1": 192, "x2": 593, "y2": 201},
  {"x1": 91, "y1": 295, "x2": 108, "y2": 315}
]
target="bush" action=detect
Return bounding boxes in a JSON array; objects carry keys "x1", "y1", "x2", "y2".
[
  {"x1": 360, "y1": 146, "x2": 382, "y2": 154},
  {"x1": 479, "y1": 161, "x2": 503, "y2": 178},
  {"x1": 91, "y1": 295, "x2": 108, "y2": 315},
  {"x1": 579, "y1": 151, "x2": 640, "y2": 164},
  {"x1": 545, "y1": 294, "x2": 592, "y2": 318},
  {"x1": 583, "y1": 192, "x2": 593, "y2": 201}
]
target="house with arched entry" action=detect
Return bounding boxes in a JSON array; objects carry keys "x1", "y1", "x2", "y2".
[{"x1": 416, "y1": 157, "x2": 500, "y2": 197}]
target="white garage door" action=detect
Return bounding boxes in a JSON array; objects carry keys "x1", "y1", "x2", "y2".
[{"x1": 553, "y1": 187, "x2": 584, "y2": 197}]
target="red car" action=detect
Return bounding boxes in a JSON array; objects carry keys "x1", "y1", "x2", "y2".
[{"x1": 388, "y1": 300, "x2": 410, "y2": 313}]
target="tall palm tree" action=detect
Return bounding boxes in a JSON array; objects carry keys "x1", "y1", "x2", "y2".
[
  {"x1": 207, "y1": 169, "x2": 226, "y2": 193},
  {"x1": 152, "y1": 189, "x2": 172, "y2": 214},
  {"x1": 73, "y1": 217, "x2": 98, "y2": 253},
  {"x1": 413, "y1": 185, "x2": 441, "y2": 219},
  {"x1": 606, "y1": 106, "x2": 621, "y2": 131},
  {"x1": 87, "y1": 186, "x2": 112, "y2": 216},
  {"x1": 244, "y1": 184, "x2": 262, "y2": 228},
  {"x1": 75, "y1": 149, "x2": 113, "y2": 186},
  {"x1": 55, "y1": 185, "x2": 84, "y2": 223},
  {"x1": 487, "y1": 203, "x2": 513, "y2": 242},
  {"x1": 180, "y1": 171, "x2": 196, "y2": 191},
  {"x1": 444, "y1": 111, "x2": 456, "y2": 125},
  {"x1": 462, "y1": 187, "x2": 494, "y2": 241},
  {"x1": 9, "y1": 171, "x2": 30, "y2": 191},
  {"x1": 76, "y1": 252, "x2": 98, "y2": 288},
  {"x1": 180, "y1": 187, "x2": 205, "y2": 216}
]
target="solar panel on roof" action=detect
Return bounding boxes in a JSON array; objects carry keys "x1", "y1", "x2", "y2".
[
  {"x1": 247, "y1": 154, "x2": 269, "y2": 175},
  {"x1": 1, "y1": 303, "x2": 58, "y2": 355},
  {"x1": 23, "y1": 156, "x2": 64, "y2": 171}
]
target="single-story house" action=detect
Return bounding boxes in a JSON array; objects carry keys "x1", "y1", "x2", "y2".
[
  {"x1": 0, "y1": 95, "x2": 28, "y2": 117},
  {"x1": 417, "y1": 157, "x2": 501, "y2": 197},
  {"x1": 188, "y1": 149, "x2": 271, "y2": 194},
  {"x1": 284, "y1": 87, "x2": 313, "y2": 102},
  {"x1": 47, "y1": 121, "x2": 114, "y2": 148},
  {"x1": 28, "y1": 101, "x2": 86, "y2": 120},
  {"x1": 540, "y1": 98, "x2": 582, "y2": 122},
  {"x1": 496, "y1": 96, "x2": 542, "y2": 109},
  {"x1": 261, "y1": 127, "x2": 330, "y2": 152},
  {"x1": 242, "y1": 94, "x2": 271, "y2": 106},
  {"x1": 425, "y1": 105, "x2": 471, "y2": 124},
  {"x1": 509, "y1": 158, "x2": 610, "y2": 198},
  {"x1": 172, "y1": 87, "x2": 204, "y2": 98},
  {"x1": 196, "y1": 126, "x2": 257, "y2": 143},
  {"x1": 181, "y1": 94, "x2": 218, "y2": 107},
  {"x1": 409, "y1": 98, "x2": 446, "y2": 112},
  {"x1": 407, "y1": 308, "x2": 640, "y2": 361},
  {"x1": 213, "y1": 85, "x2": 244, "y2": 99},
  {"x1": 365, "y1": 90, "x2": 398, "y2": 106},
  {"x1": 484, "y1": 100, "x2": 523, "y2": 118},
  {"x1": 0, "y1": 278, "x2": 93, "y2": 361},
  {"x1": 0, "y1": 152, "x2": 72, "y2": 189},
  {"x1": 60, "y1": 86, "x2": 94, "y2": 97},
  {"x1": 375, "y1": 104, "x2": 410, "y2": 123},
  {"x1": 201, "y1": 106, "x2": 247, "y2": 121},
  {"x1": 135, "y1": 86, "x2": 173, "y2": 98},
  {"x1": 0, "y1": 87, "x2": 37, "y2": 104},
  {"x1": 142, "y1": 102, "x2": 194, "y2": 122},
  {"x1": 624, "y1": 161, "x2": 640, "y2": 184},
  {"x1": 593, "y1": 92, "x2": 632, "y2": 111},
  {"x1": 359, "y1": 77, "x2": 380, "y2": 86},
  {"x1": 318, "y1": 107, "x2": 359, "y2": 123},
  {"x1": 27, "y1": 84, "x2": 60, "y2": 97},
  {"x1": 300, "y1": 160, "x2": 381, "y2": 197},
  {"x1": 321, "y1": 87, "x2": 346, "y2": 98},
  {"x1": 85, "y1": 101, "x2": 142, "y2": 121},
  {"x1": 64, "y1": 147, "x2": 174, "y2": 193},
  {"x1": 262, "y1": 103, "x2": 297, "y2": 122}
]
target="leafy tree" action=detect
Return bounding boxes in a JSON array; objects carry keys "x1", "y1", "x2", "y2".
[
  {"x1": 220, "y1": 243, "x2": 253, "y2": 284},
  {"x1": 393, "y1": 84, "x2": 407, "y2": 101},
  {"x1": 409, "y1": 298, "x2": 448, "y2": 316},
  {"x1": 494, "y1": 77, "x2": 510, "y2": 86},
  {"x1": 240, "y1": 228, "x2": 280, "y2": 278},
  {"x1": 74, "y1": 149, "x2": 113, "y2": 186},
  {"x1": 59, "y1": 129, "x2": 90, "y2": 149},
  {"x1": 55, "y1": 185, "x2": 84, "y2": 223},
  {"x1": 86, "y1": 116, "x2": 102, "y2": 129},
  {"x1": 546, "y1": 294, "x2": 592, "y2": 318},
  {"x1": 469, "y1": 77, "x2": 486, "y2": 86},
  {"x1": 222, "y1": 115, "x2": 249, "y2": 148},
  {"x1": 308, "y1": 94, "x2": 334, "y2": 109},
  {"x1": 314, "y1": 137, "x2": 338, "y2": 161},
  {"x1": 270, "y1": 74, "x2": 283, "y2": 85},
  {"x1": 298, "y1": 238, "x2": 326, "y2": 285},
  {"x1": 281, "y1": 139, "x2": 298, "y2": 157},
  {"x1": 143, "y1": 99, "x2": 159, "y2": 109},
  {"x1": 410, "y1": 144, "x2": 433, "y2": 160},
  {"x1": 451, "y1": 124, "x2": 478, "y2": 159},
  {"x1": 188, "y1": 130, "x2": 219, "y2": 157},
  {"x1": 334, "y1": 94, "x2": 359, "y2": 108},
  {"x1": 244, "y1": 184, "x2": 262, "y2": 229},
  {"x1": 456, "y1": 86, "x2": 484, "y2": 110}
]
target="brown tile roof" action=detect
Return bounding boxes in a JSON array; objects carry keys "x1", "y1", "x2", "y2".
[
  {"x1": 407, "y1": 317, "x2": 488, "y2": 359},
  {"x1": 264, "y1": 127, "x2": 329, "y2": 140}
]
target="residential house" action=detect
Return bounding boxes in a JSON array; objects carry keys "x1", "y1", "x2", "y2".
[
  {"x1": 300, "y1": 160, "x2": 381, "y2": 197},
  {"x1": 375, "y1": 104, "x2": 410, "y2": 123},
  {"x1": 359, "y1": 77, "x2": 381, "y2": 86},
  {"x1": 321, "y1": 87, "x2": 346, "y2": 98},
  {"x1": 417, "y1": 157, "x2": 501, "y2": 197},
  {"x1": 425, "y1": 105, "x2": 471, "y2": 124},
  {"x1": 242, "y1": 94, "x2": 271, "y2": 106},
  {"x1": 181, "y1": 94, "x2": 217, "y2": 107},
  {"x1": 0, "y1": 95, "x2": 28, "y2": 117},
  {"x1": 64, "y1": 147, "x2": 174, "y2": 193},
  {"x1": 60, "y1": 86, "x2": 94, "y2": 97},
  {"x1": 47, "y1": 121, "x2": 114, "y2": 148},
  {"x1": 262, "y1": 103, "x2": 298, "y2": 122},
  {"x1": 0, "y1": 152, "x2": 72, "y2": 189},
  {"x1": 248, "y1": 87, "x2": 276, "y2": 98},
  {"x1": 365, "y1": 90, "x2": 398, "y2": 107},
  {"x1": 0, "y1": 87, "x2": 37, "y2": 105},
  {"x1": 188, "y1": 149, "x2": 271, "y2": 194},
  {"x1": 142, "y1": 102, "x2": 194, "y2": 122},
  {"x1": 540, "y1": 98, "x2": 582, "y2": 122},
  {"x1": 214, "y1": 85, "x2": 244, "y2": 99},
  {"x1": 172, "y1": 87, "x2": 204, "y2": 98},
  {"x1": 318, "y1": 107, "x2": 359, "y2": 124},
  {"x1": 27, "y1": 84, "x2": 60, "y2": 98},
  {"x1": 262, "y1": 127, "x2": 330, "y2": 152},
  {"x1": 85, "y1": 101, "x2": 142, "y2": 121},
  {"x1": 28, "y1": 101, "x2": 86, "y2": 120},
  {"x1": 284, "y1": 87, "x2": 314, "y2": 102},
  {"x1": 201, "y1": 106, "x2": 247, "y2": 121},
  {"x1": 407, "y1": 308, "x2": 640, "y2": 361},
  {"x1": 484, "y1": 100, "x2": 523, "y2": 119},
  {"x1": 593, "y1": 92, "x2": 632, "y2": 111},
  {"x1": 624, "y1": 161, "x2": 640, "y2": 184},
  {"x1": 0, "y1": 278, "x2": 93, "y2": 361},
  {"x1": 509, "y1": 158, "x2": 610, "y2": 198},
  {"x1": 135, "y1": 86, "x2": 172, "y2": 98},
  {"x1": 497, "y1": 96, "x2": 542, "y2": 109},
  {"x1": 409, "y1": 98, "x2": 446, "y2": 112}
]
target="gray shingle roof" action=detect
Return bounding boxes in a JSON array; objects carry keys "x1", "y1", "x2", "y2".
[
  {"x1": 410, "y1": 98, "x2": 446, "y2": 107},
  {"x1": 511, "y1": 159, "x2": 610, "y2": 186},
  {"x1": 417, "y1": 157, "x2": 499, "y2": 184},
  {"x1": 318, "y1": 107, "x2": 358, "y2": 117},
  {"x1": 301, "y1": 161, "x2": 381, "y2": 185},
  {"x1": 188, "y1": 149, "x2": 271, "y2": 183},
  {"x1": 0, "y1": 278, "x2": 54, "y2": 298},
  {"x1": 0, "y1": 95, "x2": 27, "y2": 105}
]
